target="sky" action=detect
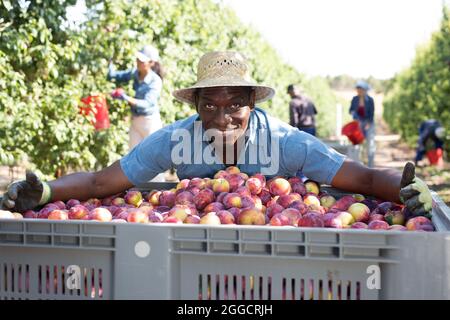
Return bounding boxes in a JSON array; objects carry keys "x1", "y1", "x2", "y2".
[
  {"x1": 67, "y1": 0, "x2": 446, "y2": 79},
  {"x1": 222, "y1": 0, "x2": 445, "y2": 79}
]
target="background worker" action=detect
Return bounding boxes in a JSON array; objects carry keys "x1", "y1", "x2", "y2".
[
  {"x1": 415, "y1": 119, "x2": 446, "y2": 166},
  {"x1": 349, "y1": 80, "x2": 375, "y2": 167},
  {"x1": 287, "y1": 84, "x2": 318, "y2": 136},
  {"x1": 108, "y1": 44, "x2": 164, "y2": 150}
]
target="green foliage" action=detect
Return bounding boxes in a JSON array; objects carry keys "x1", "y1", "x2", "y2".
[
  {"x1": 0, "y1": 0, "x2": 340, "y2": 177},
  {"x1": 383, "y1": 6, "x2": 450, "y2": 155}
]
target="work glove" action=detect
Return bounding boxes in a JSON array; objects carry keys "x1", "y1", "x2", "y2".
[
  {"x1": 0, "y1": 171, "x2": 51, "y2": 213},
  {"x1": 110, "y1": 88, "x2": 128, "y2": 101},
  {"x1": 399, "y1": 162, "x2": 432, "y2": 217}
]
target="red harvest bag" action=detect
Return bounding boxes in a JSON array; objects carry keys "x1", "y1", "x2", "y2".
[
  {"x1": 426, "y1": 148, "x2": 443, "y2": 166},
  {"x1": 80, "y1": 95, "x2": 110, "y2": 131},
  {"x1": 342, "y1": 121, "x2": 365, "y2": 145}
]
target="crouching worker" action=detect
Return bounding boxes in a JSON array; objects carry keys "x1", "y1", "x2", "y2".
[
  {"x1": 1, "y1": 51, "x2": 433, "y2": 218},
  {"x1": 415, "y1": 119, "x2": 445, "y2": 167}
]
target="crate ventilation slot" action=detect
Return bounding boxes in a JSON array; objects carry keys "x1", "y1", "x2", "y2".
[
  {"x1": 197, "y1": 274, "x2": 361, "y2": 300},
  {"x1": 0, "y1": 263, "x2": 104, "y2": 299}
]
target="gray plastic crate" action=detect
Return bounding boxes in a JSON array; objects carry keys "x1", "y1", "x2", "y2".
[{"x1": 0, "y1": 184, "x2": 449, "y2": 300}]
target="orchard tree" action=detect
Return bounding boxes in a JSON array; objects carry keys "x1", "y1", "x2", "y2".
[{"x1": 384, "y1": 5, "x2": 450, "y2": 154}]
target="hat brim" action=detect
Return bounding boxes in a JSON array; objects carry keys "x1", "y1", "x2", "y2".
[
  {"x1": 135, "y1": 51, "x2": 151, "y2": 63},
  {"x1": 173, "y1": 78, "x2": 275, "y2": 105}
]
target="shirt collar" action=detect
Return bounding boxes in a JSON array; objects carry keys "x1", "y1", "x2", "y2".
[
  {"x1": 134, "y1": 69, "x2": 155, "y2": 84},
  {"x1": 248, "y1": 107, "x2": 270, "y2": 148},
  {"x1": 247, "y1": 109, "x2": 258, "y2": 145}
]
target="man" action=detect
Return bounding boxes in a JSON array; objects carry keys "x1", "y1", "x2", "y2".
[
  {"x1": 349, "y1": 81, "x2": 375, "y2": 167},
  {"x1": 0, "y1": 51, "x2": 432, "y2": 217},
  {"x1": 415, "y1": 119, "x2": 445, "y2": 166},
  {"x1": 287, "y1": 84, "x2": 318, "y2": 136}
]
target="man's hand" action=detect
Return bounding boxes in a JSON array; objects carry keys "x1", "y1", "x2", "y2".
[
  {"x1": 0, "y1": 171, "x2": 51, "y2": 213},
  {"x1": 399, "y1": 162, "x2": 432, "y2": 217}
]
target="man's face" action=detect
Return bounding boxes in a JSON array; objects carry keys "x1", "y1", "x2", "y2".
[
  {"x1": 288, "y1": 87, "x2": 300, "y2": 98},
  {"x1": 196, "y1": 86, "x2": 255, "y2": 145}
]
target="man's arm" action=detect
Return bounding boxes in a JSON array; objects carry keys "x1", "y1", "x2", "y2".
[
  {"x1": 283, "y1": 130, "x2": 431, "y2": 214},
  {"x1": 1, "y1": 161, "x2": 134, "y2": 212},
  {"x1": 49, "y1": 161, "x2": 133, "y2": 202},
  {"x1": 331, "y1": 159, "x2": 401, "y2": 203}
]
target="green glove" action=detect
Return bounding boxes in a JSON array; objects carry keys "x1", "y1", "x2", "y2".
[
  {"x1": 399, "y1": 162, "x2": 432, "y2": 217},
  {"x1": 0, "y1": 171, "x2": 52, "y2": 213}
]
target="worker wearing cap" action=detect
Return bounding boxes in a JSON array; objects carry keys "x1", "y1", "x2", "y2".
[
  {"x1": 108, "y1": 45, "x2": 164, "y2": 150},
  {"x1": 349, "y1": 80, "x2": 375, "y2": 167},
  {"x1": 415, "y1": 119, "x2": 446, "y2": 166}
]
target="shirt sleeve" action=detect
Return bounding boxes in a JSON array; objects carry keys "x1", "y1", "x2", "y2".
[
  {"x1": 350, "y1": 97, "x2": 358, "y2": 112},
  {"x1": 367, "y1": 97, "x2": 375, "y2": 123},
  {"x1": 119, "y1": 126, "x2": 173, "y2": 185},
  {"x1": 107, "y1": 64, "x2": 133, "y2": 84},
  {"x1": 133, "y1": 76, "x2": 162, "y2": 115},
  {"x1": 282, "y1": 130, "x2": 346, "y2": 184},
  {"x1": 349, "y1": 97, "x2": 358, "y2": 119}
]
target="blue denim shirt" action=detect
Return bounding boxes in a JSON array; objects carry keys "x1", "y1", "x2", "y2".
[
  {"x1": 107, "y1": 65, "x2": 162, "y2": 116},
  {"x1": 120, "y1": 107, "x2": 346, "y2": 184},
  {"x1": 349, "y1": 95, "x2": 374, "y2": 123}
]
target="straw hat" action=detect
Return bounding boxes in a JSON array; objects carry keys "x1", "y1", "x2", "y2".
[{"x1": 173, "y1": 51, "x2": 275, "y2": 105}]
